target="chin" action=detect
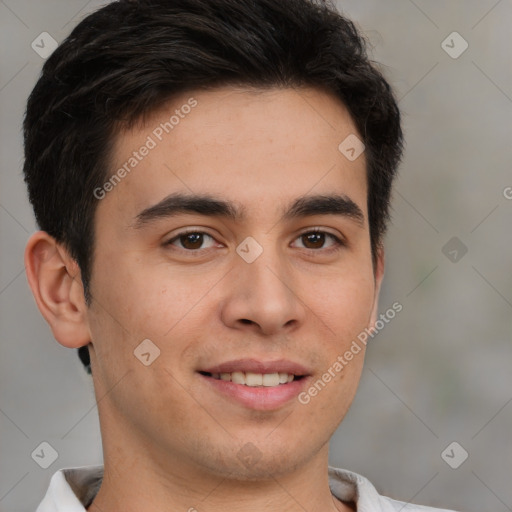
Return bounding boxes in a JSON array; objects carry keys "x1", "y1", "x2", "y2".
[{"x1": 195, "y1": 438, "x2": 316, "y2": 482}]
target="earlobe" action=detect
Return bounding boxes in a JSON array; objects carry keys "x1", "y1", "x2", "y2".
[{"x1": 24, "y1": 231, "x2": 91, "y2": 348}]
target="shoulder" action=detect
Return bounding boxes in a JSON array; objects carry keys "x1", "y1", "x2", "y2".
[{"x1": 35, "y1": 465, "x2": 103, "y2": 512}]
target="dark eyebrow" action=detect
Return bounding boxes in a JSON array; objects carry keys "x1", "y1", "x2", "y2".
[
  {"x1": 133, "y1": 192, "x2": 365, "y2": 228},
  {"x1": 280, "y1": 194, "x2": 364, "y2": 226}
]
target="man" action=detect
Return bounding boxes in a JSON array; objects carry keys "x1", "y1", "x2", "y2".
[{"x1": 23, "y1": 0, "x2": 458, "y2": 510}]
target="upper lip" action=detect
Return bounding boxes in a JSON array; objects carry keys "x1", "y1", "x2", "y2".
[{"x1": 199, "y1": 358, "x2": 310, "y2": 376}]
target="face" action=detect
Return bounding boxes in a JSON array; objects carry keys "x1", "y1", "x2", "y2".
[{"x1": 85, "y1": 86, "x2": 383, "y2": 479}]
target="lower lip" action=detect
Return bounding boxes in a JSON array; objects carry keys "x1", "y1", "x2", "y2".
[{"x1": 199, "y1": 373, "x2": 310, "y2": 410}]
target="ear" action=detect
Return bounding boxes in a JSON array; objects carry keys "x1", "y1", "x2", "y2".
[
  {"x1": 24, "y1": 231, "x2": 91, "y2": 348},
  {"x1": 368, "y1": 245, "x2": 385, "y2": 329}
]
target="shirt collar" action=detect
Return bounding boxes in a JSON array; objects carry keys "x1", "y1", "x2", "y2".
[{"x1": 35, "y1": 464, "x2": 404, "y2": 512}]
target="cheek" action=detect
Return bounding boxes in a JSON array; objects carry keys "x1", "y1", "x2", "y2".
[
  {"x1": 87, "y1": 257, "x2": 217, "y2": 388},
  {"x1": 306, "y1": 268, "x2": 376, "y2": 339},
  {"x1": 91, "y1": 256, "x2": 186, "y2": 333},
  {"x1": 86, "y1": 257, "x2": 166, "y2": 381},
  {"x1": 300, "y1": 267, "x2": 374, "y2": 411}
]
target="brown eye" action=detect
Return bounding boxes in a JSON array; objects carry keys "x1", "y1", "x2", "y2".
[
  {"x1": 294, "y1": 230, "x2": 344, "y2": 251},
  {"x1": 166, "y1": 231, "x2": 217, "y2": 251},
  {"x1": 301, "y1": 232, "x2": 326, "y2": 249},
  {"x1": 179, "y1": 233, "x2": 204, "y2": 249}
]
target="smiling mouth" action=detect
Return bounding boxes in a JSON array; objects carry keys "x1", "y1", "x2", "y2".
[{"x1": 198, "y1": 371, "x2": 306, "y2": 387}]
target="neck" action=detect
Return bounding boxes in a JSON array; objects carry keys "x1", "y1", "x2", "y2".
[{"x1": 87, "y1": 442, "x2": 354, "y2": 512}]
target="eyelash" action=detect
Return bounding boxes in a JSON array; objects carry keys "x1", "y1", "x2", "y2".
[{"x1": 165, "y1": 228, "x2": 346, "y2": 255}]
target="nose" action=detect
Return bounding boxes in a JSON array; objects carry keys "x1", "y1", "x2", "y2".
[{"x1": 219, "y1": 244, "x2": 306, "y2": 336}]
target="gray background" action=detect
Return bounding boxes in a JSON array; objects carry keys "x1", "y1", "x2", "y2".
[{"x1": 1, "y1": 1, "x2": 511, "y2": 511}]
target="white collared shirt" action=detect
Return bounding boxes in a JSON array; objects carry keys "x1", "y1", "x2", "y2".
[{"x1": 35, "y1": 464, "x2": 459, "y2": 512}]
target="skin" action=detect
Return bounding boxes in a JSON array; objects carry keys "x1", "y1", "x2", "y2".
[{"x1": 25, "y1": 86, "x2": 384, "y2": 512}]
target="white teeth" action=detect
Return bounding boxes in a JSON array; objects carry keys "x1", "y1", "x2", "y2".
[
  {"x1": 245, "y1": 372, "x2": 263, "y2": 386},
  {"x1": 208, "y1": 371, "x2": 297, "y2": 386},
  {"x1": 279, "y1": 372, "x2": 289, "y2": 384},
  {"x1": 262, "y1": 373, "x2": 280, "y2": 387},
  {"x1": 231, "y1": 371, "x2": 245, "y2": 384}
]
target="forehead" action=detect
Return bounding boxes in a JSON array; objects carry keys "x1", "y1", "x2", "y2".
[{"x1": 101, "y1": 85, "x2": 367, "y2": 226}]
